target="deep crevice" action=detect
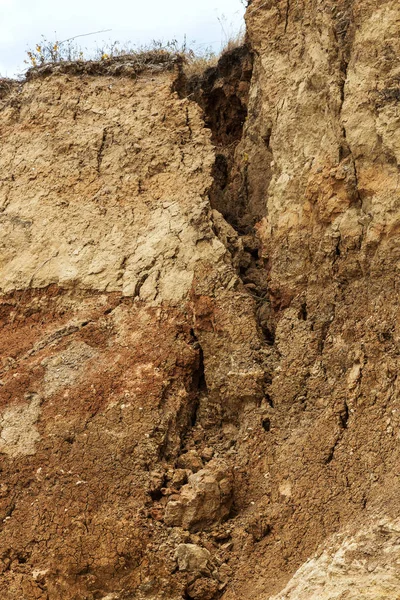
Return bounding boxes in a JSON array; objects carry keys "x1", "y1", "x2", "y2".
[
  {"x1": 179, "y1": 45, "x2": 254, "y2": 229},
  {"x1": 190, "y1": 341, "x2": 207, "y2": 428},
  {"x1": 298, "y1": 303, "x2": 308, "y2": 321},
  {"x1": 262, "y1": 417, "x2": 271, "y2": 432},
  {"x1": 265, "y1": 393, "x2": 274, "y2": 408},
  {"x1": 340, "y1": 400, "x2": 349, "y2": 430},
  {"x1": 284, "y1": 0, "x2": 290, "y2": 33},
  {"x1": 180, "y1": 45, "x2": 275, "y2": 348},
  {"x1": 335, "y1": 3, "x2": 363, "y2": 211}
]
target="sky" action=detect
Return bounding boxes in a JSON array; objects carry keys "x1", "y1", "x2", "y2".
[{"x1": 0, "y1": 0, "x2": 246, "y2": 78}]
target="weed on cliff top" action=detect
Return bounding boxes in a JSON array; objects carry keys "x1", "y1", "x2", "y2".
[{"x1": 24, "y1": 31, "x2": 245, "y2": 80}]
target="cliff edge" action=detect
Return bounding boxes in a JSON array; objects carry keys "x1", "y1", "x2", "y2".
[{"x1": 1, "y1": 2, "x2": 400, "y2": 599}]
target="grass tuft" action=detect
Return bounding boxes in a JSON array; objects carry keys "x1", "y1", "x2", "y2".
[{"x1": 24, "y1": 32, "x2": 246, "y2": 80}]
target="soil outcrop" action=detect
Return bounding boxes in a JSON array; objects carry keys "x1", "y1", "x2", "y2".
[{"x1": 1, "y1": 1, "x2": 400, "y2": 598}]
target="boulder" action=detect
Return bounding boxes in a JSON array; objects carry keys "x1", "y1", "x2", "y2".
[{"x1": 165, "y1": 460, "x2": 233, "y2": 531}]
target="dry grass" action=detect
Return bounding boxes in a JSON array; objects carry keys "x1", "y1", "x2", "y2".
[
  {"x1": 182, "y1": 30, "x2": 246, "y2": 78},
  {"x1": 25, "y1": 36, "x2": 182, "y2": 68},
  {"x1": 183, "y1": 50, "x2": 218, "y2": 78},
  {"x1": 23, "y1": 32, "x2": 246, "y2": 81},
  {"x1": 221, "y1": 29, "x2": 246, "y2": 54}
]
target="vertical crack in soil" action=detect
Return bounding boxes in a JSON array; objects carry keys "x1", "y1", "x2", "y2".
[
  {"x1": 156, "y1": 328, "x2": 207, "y2": 462},
  {"x1": 180, "y1": 46, "x2": 275, "y2": 345},
  {"x1": 189, "y1": 329, "x2": 207, "y2": 429},
  {"x1": 180, "y1": 45, "x2": 254, "y2": 229}
]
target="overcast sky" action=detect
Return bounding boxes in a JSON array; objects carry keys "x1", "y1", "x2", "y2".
[{"x1": 0, "y1": 0, "x2": 245, "y2": 78}]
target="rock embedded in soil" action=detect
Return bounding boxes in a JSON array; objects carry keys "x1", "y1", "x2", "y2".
[
  {"x1": 164, "y1": 460, "x2": 233, "y2": 531},
  {"x1": 175, "y1": 543, "x2": 211, "y2": 574}
]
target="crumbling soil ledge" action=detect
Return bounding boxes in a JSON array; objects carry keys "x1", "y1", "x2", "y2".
[
  {"x1": 25, "y1": 51, "x2": 183, "y2": 80},
  {"x1": 2, "y1": 1, "x2": 400, "y2": 598}
]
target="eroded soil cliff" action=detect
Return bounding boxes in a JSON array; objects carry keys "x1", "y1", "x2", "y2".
[{"x1": 1, "y1": 1, "x2": 400, "y2": 598}]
